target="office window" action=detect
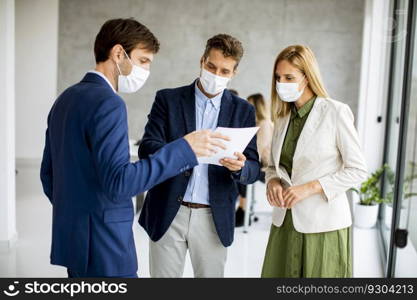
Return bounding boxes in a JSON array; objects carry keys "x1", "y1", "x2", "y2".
[{"x1": 380, "y1": 0, "x2": 417, "y2": 277}]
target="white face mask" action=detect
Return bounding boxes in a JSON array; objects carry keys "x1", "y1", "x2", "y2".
[
  {"x1": 199, "y1": 68, "x2": 230, "y2": 95},
  {"x1": 275, "y1": 76, "x2": 305, "y2": 102},
  {"x1": 116, "y1": 49, "x2": 150, "y2": 94}
]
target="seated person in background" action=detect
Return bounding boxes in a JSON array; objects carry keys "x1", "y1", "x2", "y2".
[{"x1": 236, "y1": 93, "x2": 274, "y2": 227}]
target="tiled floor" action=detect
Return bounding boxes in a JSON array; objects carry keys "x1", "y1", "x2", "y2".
[{"x1": 0, "y1": 167, "x2": 383, "y2": 277}]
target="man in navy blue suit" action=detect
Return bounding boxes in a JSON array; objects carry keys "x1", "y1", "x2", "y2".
[
  {"x1": 139, "y1": 34, "x2": 261, "y2": 277},
  {"x1": 40, "y1": 18, "x2": 230, "y2": 278}
]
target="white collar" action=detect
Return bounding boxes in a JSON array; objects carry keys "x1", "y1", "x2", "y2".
[{"x1": 87, "y1": 70, "x2": 117, "y2": 93}]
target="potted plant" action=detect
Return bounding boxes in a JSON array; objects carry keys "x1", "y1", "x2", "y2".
[
  {"x1": 384, "y1": 161, "x2": 417, "y2": 228},
  {"x1": 351, "y1": 164, "x2": 389, "y2": 228}
]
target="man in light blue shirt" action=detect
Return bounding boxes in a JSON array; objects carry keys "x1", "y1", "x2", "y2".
[
  {"x1": 183, "y1": 83, "x2": 223, "y2": 205},
  {"x1": 139, "y1": 34, "x2": 260, "y2": 277}
]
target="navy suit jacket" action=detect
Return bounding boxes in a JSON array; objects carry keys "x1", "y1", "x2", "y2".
[
  {"x1": 138, "y1": 80, "x2": 260, "y2": 247},
  {"x1": 40, "y1": 73, "x2": 198, "y2": 277}
]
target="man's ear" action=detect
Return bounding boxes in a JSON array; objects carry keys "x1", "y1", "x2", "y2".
[{"x1": 110, "y1": 44, "x2": 124, "y2": 63}]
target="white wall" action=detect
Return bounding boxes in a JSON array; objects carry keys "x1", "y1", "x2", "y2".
[
  {"x1": 15, "y1": 0, "x2": 59, "y2": 163},
  {"x1": 58, "y1": 0, "x2": 365, "y2": 140},
  {"x1": 0, "y1": 0, "x2": 17, "y2": 248}
]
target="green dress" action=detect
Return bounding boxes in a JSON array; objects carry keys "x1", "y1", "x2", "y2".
[{"x1": 261, "y1": 96, "x2": 352, "y2": 278}]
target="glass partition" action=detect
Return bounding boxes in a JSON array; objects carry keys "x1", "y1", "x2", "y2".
[{"x1": 380, "y1": 0, "x2": 417, "y2": 277}]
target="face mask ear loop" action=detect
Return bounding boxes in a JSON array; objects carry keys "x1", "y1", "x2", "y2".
[
  {"x1": 200, "y1": 58, "x2": 210, "y2": 78},
  {"x1": 114, "y1": 48, "x2": 125, "y2": 76},
  {"x1": 116, "y1": 48, "x2": 133, "y2": 76},
  {"x1": 115, "y1": 61, "x2": 122, "y2": 76},
  {"x1": 122, "y1": 48, "x2": 134, "y2": 66}
]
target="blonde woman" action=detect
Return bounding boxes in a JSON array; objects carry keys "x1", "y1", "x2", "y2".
[
  {"x1": 261, "y1": 45, "x2": 368, "y2": 278},
  {"x1": 236, "y1": 94, "x2": 273, "y2": 226}
]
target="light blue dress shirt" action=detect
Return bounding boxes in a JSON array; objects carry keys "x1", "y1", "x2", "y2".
[{"x1": 183, "y1": 81, "x2": 223, "y2": 205}]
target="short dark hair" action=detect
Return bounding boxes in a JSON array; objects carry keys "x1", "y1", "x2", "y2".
[
  {"x1": 94, "y1": 18, "x2": 160, "y2": 63},
  {"x1": 203, "y1": 34, "x2": 244, "y2": 69}
]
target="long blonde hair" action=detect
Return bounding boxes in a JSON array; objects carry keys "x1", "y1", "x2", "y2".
[
  {"x1": 271, "y1": 45, "x2": 329, "y2": 121},
  {"x1": 247, "y1": 93, "x2": 267, "y2": 122}
]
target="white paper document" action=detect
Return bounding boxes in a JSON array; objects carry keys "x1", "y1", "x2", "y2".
[{"x1": 197, "y1": 126, "x2": 259, "y2": 166}]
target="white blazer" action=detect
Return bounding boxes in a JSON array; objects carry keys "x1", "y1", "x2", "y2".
[{"x1": 266, "y1": 97, "x2": 368, "y2": 233}]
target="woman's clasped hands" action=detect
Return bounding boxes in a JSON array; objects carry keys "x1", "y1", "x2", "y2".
[{"x1": 266, "y1": 178, "x2": 322, "y2": 208}]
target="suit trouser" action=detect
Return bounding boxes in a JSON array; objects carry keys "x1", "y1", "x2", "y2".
[
  {"x1": 67, "y1": 269, "x2": 138, "y2": 278},
  {"x1": 149, "y1": 205, "x2": 227, "y2": 277}
]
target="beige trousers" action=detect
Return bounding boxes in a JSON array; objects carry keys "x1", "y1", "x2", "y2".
[{"x1": 149, "y1": 205, "x2": 227, "y2": 277}]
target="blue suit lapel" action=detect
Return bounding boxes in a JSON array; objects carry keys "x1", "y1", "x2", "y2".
[
  {"x1": 208, "y1": 89, "x2": 235, "y2": 188},
  {"x1": 180, "y1": 81, "x2": 197, "y2": 134},
  {"x1": 217, "y1": 89, "x2": 234, "y2": 127}
]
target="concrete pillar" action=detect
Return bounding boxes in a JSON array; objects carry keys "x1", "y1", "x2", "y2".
[
  {"x1": 15, "y1": 0, "x2": 59, "y2": 164},
  {"x1": 0, "y1": 0, "x2": 17, "y2": 250}
]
